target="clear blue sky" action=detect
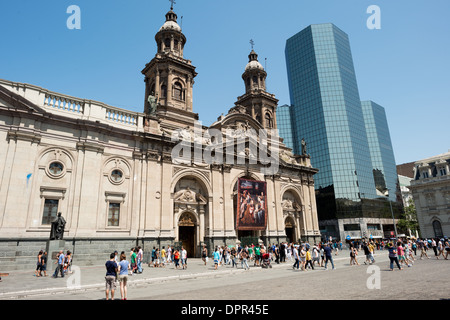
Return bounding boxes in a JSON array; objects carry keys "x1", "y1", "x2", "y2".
[{"x1": 1, "y1": 0, "x2": 449, "y2": 165}]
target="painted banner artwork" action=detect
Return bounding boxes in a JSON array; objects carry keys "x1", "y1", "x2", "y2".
[{"x1": 236, "y1": 178, "x2": 267, "y2": 231}]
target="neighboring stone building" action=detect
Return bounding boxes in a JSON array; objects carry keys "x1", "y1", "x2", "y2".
[
  {"x1": 0, "y1": 6, "x2": 320, "y2": 270},
  {"x1": 409, "y1": 151, "x2": 450, "y2": 238}
]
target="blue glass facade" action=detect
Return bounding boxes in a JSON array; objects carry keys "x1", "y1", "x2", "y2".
[
  {"x1": 276, "y1": 104, "x2": 295, "y2": 150},
  {"x1": 284, "y1": 24, "x2": 401, "y2": 230},
  {"x1": 361, "y1": 101, "x2": 399, "y2": 202}
]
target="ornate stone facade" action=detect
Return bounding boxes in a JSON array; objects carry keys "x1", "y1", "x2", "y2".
[
  {"x1": 409, "y1": 151, "x2": 450, "y2": 238},
  {"x1": 0, "y1": 6, "x2": 320, "y2": 268}
]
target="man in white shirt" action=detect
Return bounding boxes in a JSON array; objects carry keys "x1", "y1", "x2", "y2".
[
  {"x1": 292, "y1": 246, "x2": 300, "y2": 270},
  {"x1": 181, "y1": 247, "x2": 187, "y2": 269}
]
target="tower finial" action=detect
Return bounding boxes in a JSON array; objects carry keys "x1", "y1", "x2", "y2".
[
  {"x1": 170, "y1": 0, "x2": 176, "y2": 10},
  {"x1": 250, "y1": 39, "x2": 255, "y2": 51}
]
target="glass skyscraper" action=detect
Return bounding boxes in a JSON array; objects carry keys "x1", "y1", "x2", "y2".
[
  {"x1": 277, "y1": 104, "x2": 295, "y2": 150},
  {"x1": 282, "y1": 23, "x2": 401, "y2": 240},
  {"x1": 361, "y1": 100, "x2": 399, "y2": 202}
]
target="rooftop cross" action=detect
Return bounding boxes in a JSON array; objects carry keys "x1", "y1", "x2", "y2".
[
  {"x1": 170, "y1": 0, "x2": 176, "y2": 10},
  {"x1": 250, "y1": 39, "x2": 255, "y2": 50}
]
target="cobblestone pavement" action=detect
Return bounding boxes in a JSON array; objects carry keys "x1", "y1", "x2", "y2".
[{"x1": 0, "y1": 251, "x2": 449, "y2": 300}]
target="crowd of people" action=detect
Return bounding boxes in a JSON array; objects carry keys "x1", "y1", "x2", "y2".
[
  {"x1": 32, "y1": 249, "x2": 73, "y2": 278},
  {"x1": 24, "y1": 236, "x2": 448, "y2": 300}
]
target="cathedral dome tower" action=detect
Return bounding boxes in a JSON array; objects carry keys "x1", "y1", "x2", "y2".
[
  {"x1": 235, "y1": 46, "x2": 278, "y2": 130},
  {"x1": 142, "y1": 4, "x2": 198, "y2": 129}
]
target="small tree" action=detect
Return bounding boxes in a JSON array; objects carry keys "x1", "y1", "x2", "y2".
[{"x1": 397, "y1": 199, "x2": 420, "y2": 237}]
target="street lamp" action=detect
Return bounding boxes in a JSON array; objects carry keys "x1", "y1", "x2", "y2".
[{"x1": 386, "y1": 188, "x2": 398, "y2": 239}]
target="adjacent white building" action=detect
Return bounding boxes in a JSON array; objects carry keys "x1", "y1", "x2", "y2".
[{"x1": 409, "y1": 151, "x2": 450, "y2": 238}]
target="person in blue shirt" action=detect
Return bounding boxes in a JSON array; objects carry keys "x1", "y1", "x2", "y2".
[
  {"x1": 52, "y1": 250, "x2": 65, "y2": 278},
  {"x1": 213, "y1": 248, "x2": 221, "y2": 270},
  {"x1": 105, "y1": 253, "x2": 118, "y2": 300},
  {"x1": 323, "y1": 243, "x2": 335, "y2": 270}
]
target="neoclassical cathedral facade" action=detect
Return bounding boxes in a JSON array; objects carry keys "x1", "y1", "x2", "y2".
[{"x1": 0, "y1": 7, "x2": 320, "y2": 267}]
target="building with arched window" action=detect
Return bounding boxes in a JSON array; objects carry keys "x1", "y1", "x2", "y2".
[
  {"x1": 0, "y1": 5, "x2": 321, "y2": 270},
  {"x1": 409, "y1": 151, "x2": 450, "y2": 238}
]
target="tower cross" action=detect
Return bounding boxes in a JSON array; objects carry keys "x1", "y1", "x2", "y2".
[
  {"x1": 170, "y1": 0, "x2": 176, "y2": 10},
  {"x1": 250, "y1": 39, "x2": 255, "y2": 50}
]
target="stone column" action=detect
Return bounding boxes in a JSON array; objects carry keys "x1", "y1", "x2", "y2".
[{"x1": 199, "y1": 206, "x2": 205, "y2": 244}]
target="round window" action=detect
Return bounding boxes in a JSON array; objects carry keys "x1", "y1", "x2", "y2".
[
  {"x1": 111, "y1": 169, "x2": 123, "y2": 183},
  {"x1": 49, "y1": 162, "x2": 64, "y2": 176}
]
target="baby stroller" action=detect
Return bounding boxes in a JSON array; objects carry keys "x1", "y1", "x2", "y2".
[{"x1": 261, "y1": 253, "x2": 272, "y2": 268}]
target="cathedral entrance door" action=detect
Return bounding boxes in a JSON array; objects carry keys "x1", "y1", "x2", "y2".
[
  {"x1": 178, "y1": 212, "x2": 196, "y2": 258},
  {"x1": 285, "y1": 227, "x2": 295, "y2": 243},
  {"x1": 178, "y1": 226, "x2": 195, "y2": 258}
]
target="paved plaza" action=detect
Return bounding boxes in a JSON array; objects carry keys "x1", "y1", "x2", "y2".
[{"x1": 0, "y1": 249, "x2": 449, "y2": 300}]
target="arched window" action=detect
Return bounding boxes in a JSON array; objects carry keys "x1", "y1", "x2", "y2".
[
  {"x1": 164, "y1": 38, "x2": 171, "y2": 49},
  {"x1": 265, "y1": 113, "x2": 273, "y2": 128},
  {"x1": 173, "y1": 81, "x2": 184, "y2": 101},
  {"x1": 433, "y1": 220, "x2": 443, "y2": 238}
]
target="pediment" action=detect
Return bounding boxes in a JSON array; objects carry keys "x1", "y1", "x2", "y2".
[{"x1": 0, "y1": 84, "x2": 46, "y2": 114}]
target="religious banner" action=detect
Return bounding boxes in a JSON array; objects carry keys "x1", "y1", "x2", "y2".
[{"x1": 236, "y1": 178, "x2": 267, "y2": 231}]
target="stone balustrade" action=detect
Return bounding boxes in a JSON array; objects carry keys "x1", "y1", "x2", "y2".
[{"x1": 0, "y1": 78, "x2": 144, "y2": 131}]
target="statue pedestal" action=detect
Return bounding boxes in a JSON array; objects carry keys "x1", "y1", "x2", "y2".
[
  {"x1": 144, "y1": 116, "x2": 163, "y2": 135},
  {"x1": 46, "y1": 240, "x2": 66, "y2": 272}
]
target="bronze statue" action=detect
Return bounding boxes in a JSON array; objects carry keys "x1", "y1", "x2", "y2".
[
  {"x1": 50, "y1": 212, "x2": 66, "y2": 240},
  {"x1": 147, "y1": 91, "x2": 158, "y2": 115},
  {"x1": 301, "y1": 138, "x2": 307, "y2": 155}
]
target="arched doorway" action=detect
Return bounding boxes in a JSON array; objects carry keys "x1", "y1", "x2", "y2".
[
  {"x1": 285, "y1": 217, "x2": 296, "y2": 243},
  {"x1": 432, "y1": 220, "x2": 443, "y2": 238},
  {"x1": 178, "y1": 211, "x2": 197, "y2": 258},
  {"x1": 281, "y1": 189, "x2": 303, "y2": 243},
  {"x1": 172, "y1": 175, "x2": 209, "y2": 258}
]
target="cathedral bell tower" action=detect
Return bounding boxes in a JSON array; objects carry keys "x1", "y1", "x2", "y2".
[
  {"x1": 234, "y1": 47, "x2": 278, "y2": 130},
  {"x1": 142, "y1": 4, "x2": 198, "y2": 129}
]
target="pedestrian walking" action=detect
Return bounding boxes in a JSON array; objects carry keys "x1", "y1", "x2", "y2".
[
  {"x1": 305, "y1": 247, "x2": 314, "y2": 270},
  {"x1": 131, "y1": 248, "x2": 137, "y2": 273},
  {"x1": 161, "y1": 246, "x2": 167, "y2": 267},
  {"x1": 105, "y1": 252, "x2": 118, "y2": 300},
  {"x1": 363, "y1": 242, "x2": 371, "y2": 265},
  {"x1": 137, "y1": 246, "x2": 143, "y2": 273},
  {"x1": 292, "y1": 245, "x2": 300, "y2": 270},
  {"x1": 240, "y1": 248, "x2": 250, "y2": 270},
  {"x1": 174, "y1": 249, "x2": 180, "y2": 269},
  {"x1": 167, "y1": 245, "x2": 172, "y2": 264},
  {"x1": 213, "y1": 247, "x2": 220, "y2": 270},
  {"x1": 41, "y1": 251, "x2": 48, "y2": 277},
  {"x1": 419, "y1": 240, "x2": 429, "y2": 260},
  {"x1": 397, "y1": 242, "x2": 410, "y2": 267},
  {"x1": 202, "y1": 245, "x2": 208, "y2": 266},
  {"x1": 444, "y1": 240, "x2": 450, "y2": 260},
  {"x1": 64, "y1": 250, "x2": 72, "y2": 275},
  {"x1": 151, "y1": 247, "x2": 156, "y2": 267},
  {"x1": 274, "y1": 244, "x2": 280, "y2": 264},
  {"x1": 52, "y1": 250, "x2": 65, "y2": 278},
  {"x1": 387, "y1": 243, "x2": 402, "y2": 271},
  {"x1": 350, "y1": 245, "x2": 359, "y2": 266},
  {"x1": 35, "y1": 250, "x2": 43, "y2": 277},
  {"x1": 181, "y1": 246, "x2": 187, "y2": 269},
  {"x1": 312, "y1": 245, "x2": 320, "y2": 268},
  {"x1": 412, "y1": 240, "x2": 417, "y2": 255},
  {"x1": 118, "y1": 253, "x2": 129, "y2": 300},
  {"x1": 319, "y1": 245, "x2": 325, "y2": 267},
  {"x1": 323, "y1": 243, "x2": 335, "y2": 270}
]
